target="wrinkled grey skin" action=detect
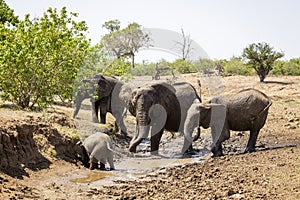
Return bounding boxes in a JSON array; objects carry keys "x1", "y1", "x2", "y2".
[
  {"x1": 73, "y1": 74, "x2": 133, "y2": 135},
  {"x1": 128, "y1": 81, "x2": 201, "y2": 155},
  {"x1": 183, "y1": 88, "x2": 272, "y2": 157},
  {"x1": 81, "y1": 132, "x2": 115, "y2": 170}
]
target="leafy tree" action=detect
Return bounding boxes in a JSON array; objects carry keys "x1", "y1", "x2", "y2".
[
  {"x1": 217, "y1": 57, "x2": 253, "y2": 76},
  {"x1": 242, "y1": 42, "x2": 284, "y2": 82},
  {"x1": 102, "y1": 21, "x2": 150, "y2": 69},
  {"x1": 0, "y1": 7, "x2": 90, "y2": 109},
  {"x1": 102, "y1": 19, "x2": 120, "y2": 33},
  {"x1": 272, "y1": 58, "x2": 300, "y2": 75},
  {"x1": 0, "y1": 0, "x2": 19, "y2": 26},
  {"x1": 170, "y1": 59, "x2": 196, "y2": 74},
  {"x1": 194, "y1": 58, "x2": 215, "y2": 73}
]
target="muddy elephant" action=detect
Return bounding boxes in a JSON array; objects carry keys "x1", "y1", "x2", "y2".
[
  {"x1": 78, "y1": 132, "x2": 115, "y2": 170},
  {"x1": 73, "y1": 74, "x2": 133, "y2": 135},
  {"x1": 128, "y1": 81, "x2": 201, "y2": 155},
  {"x1": 183, "y1": 88, "x2": 272, "y2": 157}
]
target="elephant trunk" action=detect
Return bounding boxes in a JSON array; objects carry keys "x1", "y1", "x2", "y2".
[
  {"x1": 129, "y1": 125, "x2": 150, "y2": 152},
  {"x1": 129, "y1": 96, "x2": 151, "y2": 152},
  {"x1": 73, "y1": 88, "x2": 87, "y2": 118}
]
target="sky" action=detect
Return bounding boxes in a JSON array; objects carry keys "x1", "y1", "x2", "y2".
[{"x1": 5, "y1": 0, "x2": 300, "y2": 62}]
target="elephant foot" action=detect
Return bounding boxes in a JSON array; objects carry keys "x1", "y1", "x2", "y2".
[
  {"x1": 184, "y1": 145, "x2": 197, "y2": 155},
  {"x1": 89, "y1": 162, "x2": 98, "y2": 170},
  {"x1": 211, "y1": 147, "x2": 224, "y2": 157},
  {"x1": 212, "y1": 151, "x2": 224, "y2": 158},
  {"x1": 244, "y1": 147, "x2": 256, "y2": 154},
  {"x1": 150, "y1": 150, "x2": 159, "y2": 156},
  {"x1": 99, "y1": 162, "x2": 106, "y2": 170}
]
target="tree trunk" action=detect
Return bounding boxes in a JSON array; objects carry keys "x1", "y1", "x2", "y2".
[
  {"x1": 259, "y1": 73, "x2": 266, "y2": 82},
  {"x1": 131, "y1": 53, "x2": 135, "y2": 69}
]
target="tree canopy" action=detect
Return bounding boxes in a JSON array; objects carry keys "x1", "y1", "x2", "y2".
[
  {"x1": 0, "y1": 7, "x2": 90, "y2": 109},
  {"x1": 101, "y1": 21, "x2": 150, "y2": 69},
  {"x1": 242, "y1": 42, "x2": 284, "y2": 82},
  {"x1": 0, "y1": 0, "x2": 18, "y2": 26}
]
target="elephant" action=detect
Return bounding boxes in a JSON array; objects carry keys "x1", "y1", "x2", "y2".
[
  {"x1": 128, "y1": 81, "x2": 201, "y2": 155},
  {"x1": 78, "y1": 132, "x2": 115, "y2": 170},
  {"x1": 183, "y1": 88, "x2": 272, "y2": 157},
  {"x1": 73, "y1": 74, "x2": 134, "y2": 136}
]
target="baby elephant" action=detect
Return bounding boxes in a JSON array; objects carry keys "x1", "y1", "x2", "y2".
[
  {"x1": 80, "y1": 132, "x2": 115, "y2": 170},
  {"x1": 183, "y1": 88, "x2": 272, "y2": 157}
]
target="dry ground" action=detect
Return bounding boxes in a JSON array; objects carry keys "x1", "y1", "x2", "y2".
[{"x1": 0, "y1": 74, "x2": 300, "y2": 200}]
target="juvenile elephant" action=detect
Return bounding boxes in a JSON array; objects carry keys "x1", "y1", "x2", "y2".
[
  {"x1": 183, "y1": 88, "x2": 272, "y2": 157},
  {"x1": 73, "y1": 74, "x2": 133, "y2": 135},
  {"x1": 79, "y1": 132, "x2": 115, "y2": 170},
  {"x1": 128, "y1": 81, "x2": 201, "y2": 155}
]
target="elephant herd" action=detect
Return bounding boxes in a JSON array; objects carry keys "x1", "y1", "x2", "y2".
[{"x1": 74, "y1": 74, "x2": 272, "y2": 170}]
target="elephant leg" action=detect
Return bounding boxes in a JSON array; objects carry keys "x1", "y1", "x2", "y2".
[
  {"x1": 107, "y1": 155, "x2": 115, "y2": 170},
  {"x1": 99, "y1": 99, "x2": 108, "y2": 124},
  {"x1": 99, "y1": 159, "x2": 106, "y2": 170},
  {"x1": 245, "y1": 129, "x2": 260, "y2": 153},
  {"x1": 150, "y1": 129, "x2": 163, "y2": 155},
  {"x1": 211, "y1": 127, "x2": 230, "y2": 157},
  {"x1": 92, "y1": 100, "x2": 100, "y2": 123},
  {"x1": 182, "y1": 106, "x2": 200, "y2": 154},
  {"x1": 114, "y1": 109, "x2": 128, "y2": 137},
  {"x1": 99, "y1": 109, "x2": 107, "y2": 124},
  {"x1": 89, "y1": 156, "x2": 98, "y2": 170}
]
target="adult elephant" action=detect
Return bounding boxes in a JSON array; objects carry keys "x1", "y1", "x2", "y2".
[
  {"x1": 128, "y1": 81, "x2": 201, "y2": 155},
  {"x1": 183, "y1": 88, "x2": 272, "y2": 157},
  {"x1": 73, "y1": 74, "x2": 133, "y2": 135}
]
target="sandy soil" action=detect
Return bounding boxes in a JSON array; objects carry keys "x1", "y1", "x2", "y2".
[{"x1": 1, "y1": 74, "x2": 300, "y2": 200}]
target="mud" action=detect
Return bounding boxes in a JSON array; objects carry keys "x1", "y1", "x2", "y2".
[{"x1": 0, "y1": 74, "x2": 300, "y2": 199}]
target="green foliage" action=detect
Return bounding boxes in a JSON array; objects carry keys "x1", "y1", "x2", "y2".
[
  {"x1": 218, "y1": 57, "x2": 253, "y2": 75},
  {"x1": 242, "y1": 42, "x2": 284, "y2": 82},
  {"x1": 272, "y1": 59, "x2": 300, "y2": 75},
  {"x1": 102, "y1": 19, "x2": 120, "y2": 33},
  {"x1": 130, "y1": 63, "x2": 156, "y2": 76},
  {"x1": 0, "y1": 7, "x2": 90, "y2": 109},
  {"x1": 102, "y1": 58, "x2": 131, "y2": 77},
  {"x1": 193, "y1": 58, "x2": 215, "y2": 73},
  {"x1": 170, "y1": 59, "x2": 196, "y2": 74},
  {"x1": 101, "y1": 21, "x2": 150, "y2": 68},
  {"x1": 0, "y1": 0, "x2": 19, "y2": 26}
]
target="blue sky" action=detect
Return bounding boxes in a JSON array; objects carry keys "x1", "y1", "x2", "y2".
[{"x1": 5, "y1": 0, "x2": 300, "y2": 61}]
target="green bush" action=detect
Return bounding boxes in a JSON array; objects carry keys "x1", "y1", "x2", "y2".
[
  {"x1": 222, "y1": 57, "x2": 253, "y2": 75},
  {"x1": 170, "y1": 59, "x2": 196, "y2": 74},
  {"x1": 193, "y1": 58, "x2": 215, "y2": 73},
  {"x1": 130, "y1": 63, "x2": 156, "y2": 76},
  {"x1": 271, "y1": 59, "x2": 300, "y2": 75},
  {"x1": 0, "y1": 7, "x2": 90, "y2": 109}
]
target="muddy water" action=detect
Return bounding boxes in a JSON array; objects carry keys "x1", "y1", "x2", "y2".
[
  {"x1": 71, "y1": 75, "x2": 213, "y2": 186},
  {"x1": 69, "y1": 129, "x2": 212, "y2": 187}
]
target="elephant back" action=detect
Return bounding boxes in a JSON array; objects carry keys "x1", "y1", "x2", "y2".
[{"x1": 227, "y1": 88, "x2": 272, "y2": 131}]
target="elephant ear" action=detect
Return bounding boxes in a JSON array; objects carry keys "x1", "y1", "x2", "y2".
[
  {"x1": 97, "y1": 76, "x2": 113, "y2": 98},
  {"x1": 199, "y1": 103, "x2": 226, "y2": 129},
  {"x1": 128, "y1": 90, "x2": 138, "y2": 116}
]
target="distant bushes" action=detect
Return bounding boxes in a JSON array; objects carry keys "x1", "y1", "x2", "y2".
[{"x1": 271, "y1": 59, "x2": 300, "y2": 76}]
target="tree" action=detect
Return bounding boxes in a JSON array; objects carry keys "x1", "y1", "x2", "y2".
[
  {"x1": 0, "y1": 0, "x2": 19, "y2": 26},
  {"x1": 0, "y1": 7, "x2": 90, "y2": 109},
  {"x1": 102, "y1": 21, "x2": 150, "y2": 68},
  {"x1": 174, "y1": 28, "x2": 193, "y2": 61},
  {"x1": 242, "y1": 42, "x2": 284, "y2": 82},
  {"x1": 102, "y1": 19, "x2": 120, "y2": 33}
]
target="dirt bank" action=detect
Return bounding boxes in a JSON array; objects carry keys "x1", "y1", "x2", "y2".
[{"x1": 0, "y1": 75, "x2": 300, "y2": 199}]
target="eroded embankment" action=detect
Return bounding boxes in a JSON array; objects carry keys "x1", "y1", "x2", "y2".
[{"x1": 0, "y1": 114, "x2": 80, "y2": 178}]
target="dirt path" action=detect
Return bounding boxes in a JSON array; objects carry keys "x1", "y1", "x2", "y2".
[{"x1": 1, "y1": 75, "x2": 300, "y2": 199}]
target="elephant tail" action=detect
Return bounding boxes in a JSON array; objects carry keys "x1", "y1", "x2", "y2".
[{"x1": 251, "y1": 99, "x2": 272, "y2": 123}]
